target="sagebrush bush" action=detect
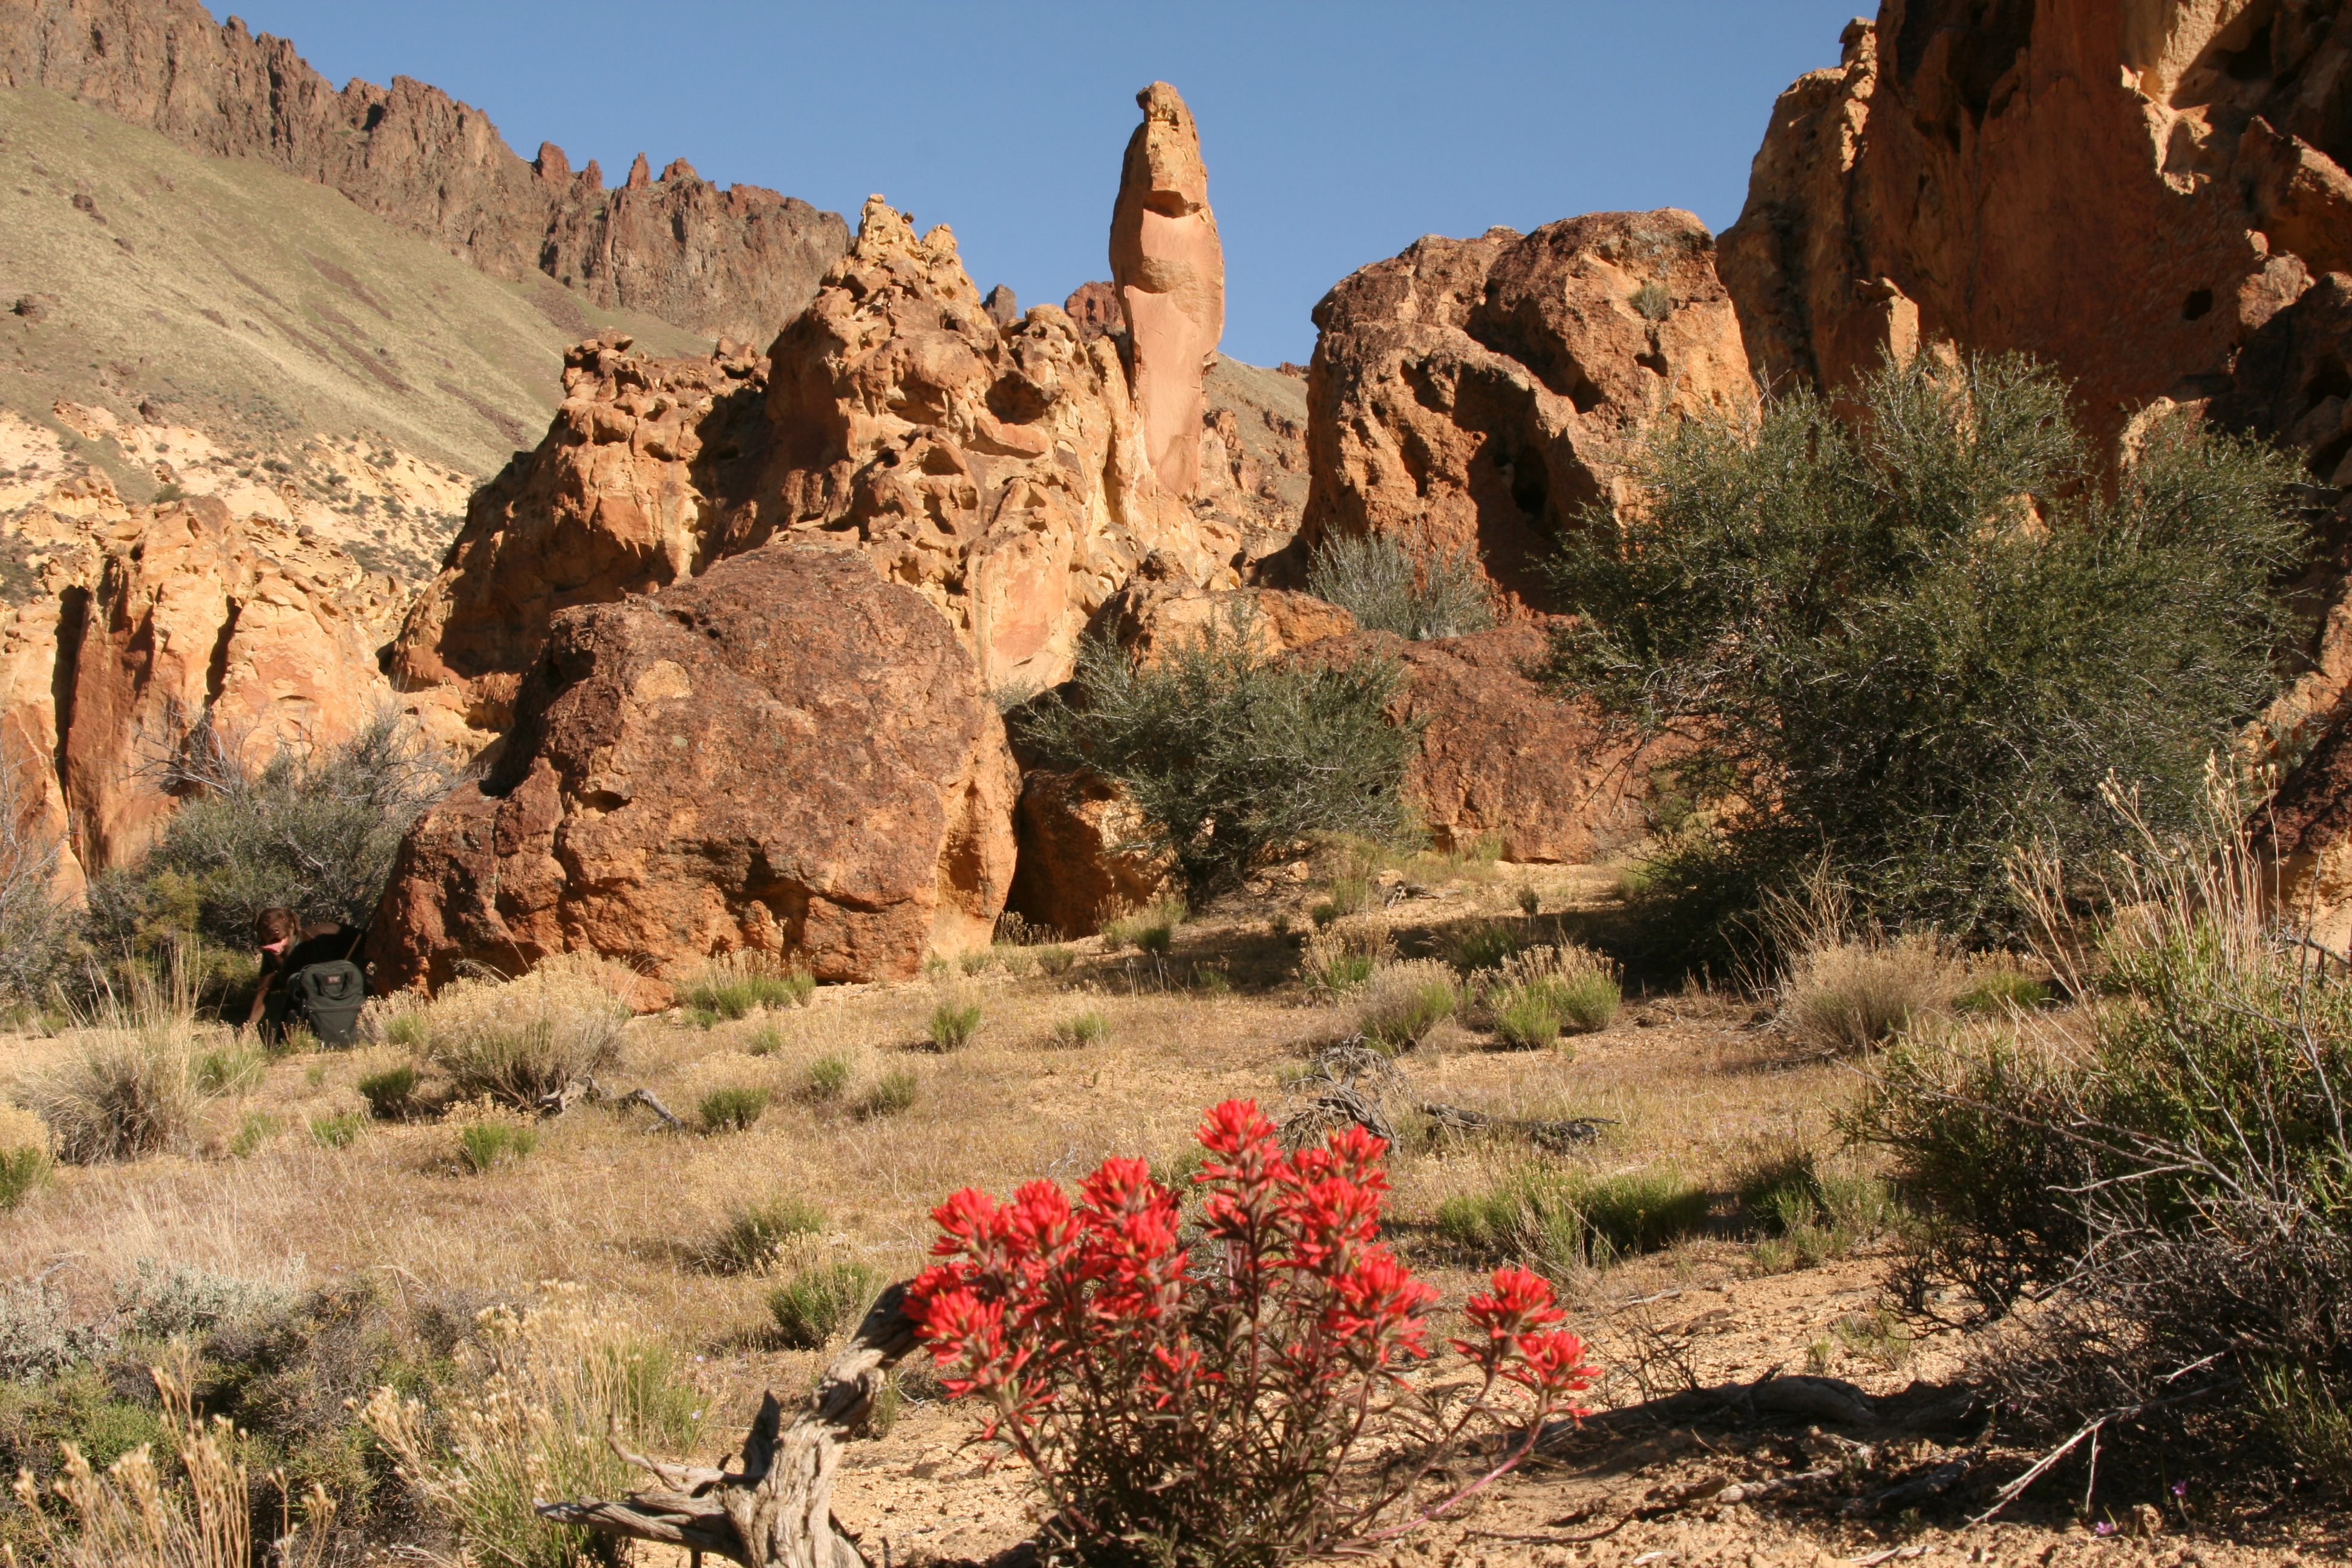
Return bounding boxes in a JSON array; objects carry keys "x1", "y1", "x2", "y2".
[
  {"x1": 397, "y1": 956, "x2": 631, "y2": 1108},
  {"x1": 1021, "y1": 608, "x2": 1421, "y2": 900},
  {"x1": 799, "y1": 1053, "x2": 853, "y2": 1102},
  {"x1": 1305, "y1": 531, "x2": 1494, "y2": 641},
  {"x1": 768, "y1": 1260, "x2": 879, "y2": 1350},
  {"x1": 707, "y1": 1196, "x2": 824, "y2": 1273},
  {"x1": 1846, "y1": 818, "x2": 2352, "y2": 1471},
  {"x1": 88, "y1": 711, "x2": 449, "y2": 957},
  {"x1": 1547, "y1": 351, "x2": 2305, "y2": 956},
  {"x1": 1349, "y1": 959, "x2": 1457, "y2": 1052},
  {"x1": 1481, "y1": 944, "x2": 1620, "y2": 1042},
  {"x1": 909, "y1": 1100, "x2": 1594, "y2": 1565},
  {"x1": 364, "y1": 1286, "x2": 696, "y2": 1568},
  {"x1": 697, "y1": 1083, "x2": 771, "y2": 1134},
  {"x1": 1784, "y1": 933, "x2": 1961, "y2": 1054}
]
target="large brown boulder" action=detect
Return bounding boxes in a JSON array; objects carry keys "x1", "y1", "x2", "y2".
[
  {"x1": 391, "y1": 194, "x2": 1241, "y2": 737},
  {"x1": 1300, "y1": 211, "x2": 1756, "y2": 610},
  {"x1": 371, "y1": 544, "x2": 1018, "y2": 989},
  {"x1": 1005, "y1": 770, "x2": 1170, "y2": 938},
  {"x1": 1298, "y1": 622, "x2": 1662, "y2": 864}
]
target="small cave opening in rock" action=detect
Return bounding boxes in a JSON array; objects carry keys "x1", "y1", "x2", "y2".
[
  {"x1": 2305, "y1": 353, "x2": 2352, "y2": 412},
  {"x1": 985, "y1": 373, "x2": 1052, "y2": 426},
  {"x1": 2183, "y1": 289, "x2": 2215, "y2": 321}
]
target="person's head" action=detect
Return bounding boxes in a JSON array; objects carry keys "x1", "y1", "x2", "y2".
[{"x1": 255, "y1": 908, "x2": 297, "y2": 948}]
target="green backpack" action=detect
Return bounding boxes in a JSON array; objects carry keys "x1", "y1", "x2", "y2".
[{"x1": 291, "y1": 960, "x2": 367, "y2": 1046}]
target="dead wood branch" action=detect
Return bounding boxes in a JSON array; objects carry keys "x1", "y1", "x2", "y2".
[
  {"x1": 1419, "y1": 1102, "x2": 1615, "y2": 1151},
  {"x1": 1542, "y1": 1373, "x2": 1878, "y2": 1449},
  {"x1": 540, "y1": 1283, "x2": 917, "y2": 1567}
]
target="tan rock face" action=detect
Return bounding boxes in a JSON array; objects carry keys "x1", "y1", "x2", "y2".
[
  {"x1": 1301, "y1": 211, "x2": 1756, "y2": 610},
  {"x1": 1717, "y1": 7, "x2": 2317, "y2": 451},
  {"x1": 1111, "y1": 83, "x2": 1225, "y2": 496},
  {"x1": 1097, "y1": 570, "x2": 1359, "y2": 665},
  {"x1": 62, "y1": 496, "x2": 407, "y2": 869},
  {"x1": 1294, "y1": 622, "x2": 1666, "y2": 864},
  {"x1": 371, "y1": 544, "x2": 1017, "y2": 989},
  {"x1": 392, "y1": 197, "x2": 1241, "y2": 734}
]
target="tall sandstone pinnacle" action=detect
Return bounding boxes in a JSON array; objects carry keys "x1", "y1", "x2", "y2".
[{"x1": 1112, "y1": 82, "x2": 1226, "y2": 495}]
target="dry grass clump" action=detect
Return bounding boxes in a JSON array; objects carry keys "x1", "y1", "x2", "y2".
[
  {"x1": 390, "y1": 957, "x2": 631, "y2": 1108},
  {"x1": 1100, "y1": 895, "x2": 1186, "y2": 954},
  {"x1": 1782, "y1": 932, "x2": 1961, "y2": 1054},
  {"x1": 927, "y1": 998, "x2": 984, "y2": 1051},
  {"x1": 1349, "y1": 959, "x2": 1457, "y2": 1053},
  {"x1": 21, "y1": 1027, "x2": 211, "y2": 1165},
  {"x1": 1434, "y1": 1163, "x2": 1710, "y2": 1274},
  {"x1": 0, "y1": 1100, "x2": 54, "y2": 1209},
  {"x1": 362, "y1": 1285, "x2": 695, "y2": 1568},
  {"x1": 681, "y1": 950, "x2": 814, "y2": 1022},
  {"x1": 1300, "y1": 920, "x2": 1395, "y2": 1001},
  {"x1": 1046, "y1": 1010, "x2": 1109, "y2": 1050},
  {"x1": 705, "y1": 1195, "x2": 825, "y2": 1274},
  {"x1": 1479, "y1": 944, "x2": 1622, "y2": 1048}
]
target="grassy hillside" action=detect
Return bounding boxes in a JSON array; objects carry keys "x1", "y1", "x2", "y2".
[{"x1": 0, "y1": 83, "x2": 703, "y2": 572}]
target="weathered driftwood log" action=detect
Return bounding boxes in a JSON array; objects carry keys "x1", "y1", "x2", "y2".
[{"x1": 540, "y1": 1283, "x2": 918, "y2": 1567}]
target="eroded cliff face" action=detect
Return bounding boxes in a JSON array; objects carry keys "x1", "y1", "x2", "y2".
[
  {"x1": 391, "y1": 193, "x2": 1244, "y2": 737},
  {"x1": 1718, "y1": 2, "x2": 2330, "y2": 443},
  {"x1": 0, "y1": 0, "x2": 848, "y2": 342},
  {"x1": 1299, "y1": 211, "x2": 1757, "y2": 610}
]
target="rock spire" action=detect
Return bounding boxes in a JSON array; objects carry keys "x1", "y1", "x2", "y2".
[{"x1": 1111, "y1": 82, "x2": 1225, "y2": 495}]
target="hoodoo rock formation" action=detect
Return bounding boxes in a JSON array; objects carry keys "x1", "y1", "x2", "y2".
[
  {"x1": 392, "y1": 194, "x2": 1243, "y2": 735},
  {"x1": 1111, "y1": 83, "x2": 1226, "y2": 496},
  {"x1": 372, "y1": 545, "x2": 1017, "y2": 990},
  {"x1": 1, "y1": 0, "x2": 848, "y2": 342},
  {"x1": 1300, "y1": 211, "x2": 1757, "y2": 609}
]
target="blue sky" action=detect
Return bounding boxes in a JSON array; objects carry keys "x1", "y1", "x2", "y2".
[{"x1": 224, "y1": 1, "x2": 1864, "y2": 366}]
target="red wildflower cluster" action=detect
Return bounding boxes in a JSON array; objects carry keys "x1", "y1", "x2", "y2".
[{"x1": 905, "y1": 1099, "x2": 1596, "y2": 1566}]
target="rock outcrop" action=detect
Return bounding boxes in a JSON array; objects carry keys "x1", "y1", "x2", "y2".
[
  {"x1": 1717, "y1": 5, "x2": 2317, "y2": 446},
  {"x1": 1005, "y1": 770, "x2": 1169, "y2": 937},
  {"x1": 391, "y1": 195, "x2": 1242, "y2": 735},
  {"x1": 1096, "y1": 569, "x2": 1359, "y2": 665},
  {"x1": 1112, "y1": 83, "x2": 1226, "y2": 497},
  {"x1": 1, "y1": 0, "x2": 848, "y2": 342},
  {"x1": 1295, "y1": 622, "x2": 1665, "y2": 864},
  {"x1": 1299, "y1": 211, "x2": 1757, "y2": 610},
  {"x1": 371, "y1": 544, "x2": 1018, "y2": 988},
  {"x1": 61, "y1": 496, "x2": 408, "y2": 869}
]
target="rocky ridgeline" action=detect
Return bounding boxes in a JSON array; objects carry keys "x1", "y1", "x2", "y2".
[{"x1": 0, "y1": 0, "x2": 848, "y2": 343}]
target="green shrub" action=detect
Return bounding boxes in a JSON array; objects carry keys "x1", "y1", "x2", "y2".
[
  {"x1": 799, "y1": 1052, "x2": 853, "y2": 1102},
  {"x1": 854, "y1": 1070, "x2": 918, "y2": 1120},
  {"x1": 928, "y1": 1000, "x2": 983, "y2": 1051},
  {"x1": 745, "y1": 1022, "x2": 785, "y2": 1056},
  {"x1": 197, "y1": 1040, "x2": 265, "y2": 1094},
  {"x1": 456, "y1": 1120, "x2": 538, "y2": 1174},
  {"x1": 87, "y1": 712, "x2": 449, "y2": 958},
  {"x1": 1491, "y1": 990, "x2": 1563, "y2": 1050},
  {"x1": 1630, "y1": 279, "x2": 1673, "y2": 321},
  {"x1": 1305, "y1": 532, "x2": 1494, "y2": 641},
  {"x1": 1350, "y1": 960, "x2": 1457, "y2": 1053},
  {"x1": 1047, "y1": 1011, "x2": 1109, "y2": 1050},
  {"x1": 1446, "y1": 920, "x2": 1523, "y2": 974},
  {"x1": 1955, "y1": 964, "x2": 2052, "y2": 1014},
  {"x1": 227, "y1": 1111, "x2": 281, "y2": 1158},
  {"x1": 1545, "y1": 351, "x2": 2304, "y2": 956},
  {"x1": 708, "y1": 1197, "x2": 824, "y2": 1274},
  {"x1": 1019, "y1": 607, "x2": 1422, "y2": 900},
  {"x1": 768, "y1": 1260, "x2": 880, "y2": 1350},
  {"x1": 1438, "y1": 1166, "x2": 1707, "y2": 1271},
  {"x1": 697, "y1": 1083, "x2": 771, "y2": 1134},
  {"x1": 308, "y1": 1110, "x2": 366, "y2": 1149},
  {"x1": 356, "y1": 1062, "x2": 419, "y2": 1119},
  {"x1": 1301, "y1": 922, "x2": 1393, "y2": 1000},
  {"x1": 1575, "y1": 1169, "x2": 1711, "y2": 1258},
  {"x1": 0, "y1": 1106, "x2": 52, "y2": 1209},
  {"x1": 1101, "y1": 896, "x2": 1186, "y2": 954},
  {"x1": 1036, "y1": 944, "x2": 1077, "y2": 976},
  {"x1": 1516, "y1": 887, "x2": 1542, "y2": 918}
]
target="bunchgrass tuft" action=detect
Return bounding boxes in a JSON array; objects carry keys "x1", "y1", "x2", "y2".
[
  {"x1": 855, "y1": 1070, "x2": 919, "y2": 1120},
  {"x1": 1048, "y1": 1011, "x2": 1109, "y2": 1050},
  {"x1": 709, "y1": 1197, "x2": 824, "y2": 1273},
  {"x1": 800, "y1": 1052, "x2": 854, "y2": 1102},
  {"x1": 1350, "y1": 960, "x2": 1457, "y2": 1053},
  {"x1": 356, "y1": 1062, "x2": 419, "y2": 1119},
  {"x1": 309, "y1": 1110, "x2": 367, "y2": 1149},
  {"x1": 697, "y1": 1083, "x2": 772, "y2": 1134},
  {"x1": 768, "y1": 1260, "x2": 880, "y2": 1350},
  {"x1": 928, "y1": 1001, "x2": 983, "y2": 1052},
  {"x1": 457, "y1": 1120, "x2": 538, "y2": 1174}
]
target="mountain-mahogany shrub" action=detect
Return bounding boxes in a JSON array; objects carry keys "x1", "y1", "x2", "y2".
[{"x1": 906, "y1": 1099, "x2": 1595, "y2": 1567}]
